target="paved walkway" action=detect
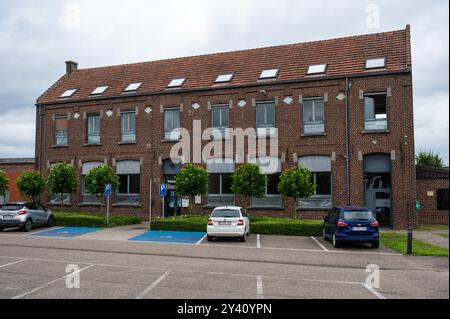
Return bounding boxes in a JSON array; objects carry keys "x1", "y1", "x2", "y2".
[
  {"x1": 79, "y1": 222, "x2": 149, "y2": 241},
  {"x1": 415, "y1": 230, "x2": 449, "y2": 249}
]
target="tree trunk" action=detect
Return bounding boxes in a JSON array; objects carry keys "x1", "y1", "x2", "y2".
[
  {"x1": 60, "y1": 193, "x2": 64, "y2": 210},
  {"x1": 292, "y1": 197, "x2": 297, "y2": 219}
]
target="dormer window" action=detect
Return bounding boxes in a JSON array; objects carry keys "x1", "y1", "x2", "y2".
[
  {"x1": 307, "y1": 64, "x2": 327, "y2": 75},
  {"x1": 259, "y1": 69, "x2": 279, "y2": 80},
  {"x1": 215, "y1": 73, "x2": 234, "y2": 83},
  {"x1": 365, "y1": 58, "x2": 386, "y2": 69},
  {"x1": 167, "y1": 78, "x2": 186, "y2": 88},
  {"x1": 91, "y1": 86, "x2": 109, "y2": 95},
  {"x1": 59, "y1": 89, "x2": 77, "y2": 98},
  {"x1": 124, "y1": 82, "x2": 143, "y2": 92}
]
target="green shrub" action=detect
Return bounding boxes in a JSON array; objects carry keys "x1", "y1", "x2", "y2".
[
  {"x1": 150, "y1": 215, "x2": 323, "y2": 236},
  {"x1": 54, "y1": 211, "x2": 141, "y2": 228}
]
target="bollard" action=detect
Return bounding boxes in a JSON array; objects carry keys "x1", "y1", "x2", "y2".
[{"x1": 407, "y1": 228, "x2": 413, "y2": 255}]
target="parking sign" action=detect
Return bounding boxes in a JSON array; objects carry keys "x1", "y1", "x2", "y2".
[
  {"x1": 104, "y1": 183, "x2": 112, "y2": 196},
  {"x1": 160, "y1": 183, "x2": 167, "y2": 197}
]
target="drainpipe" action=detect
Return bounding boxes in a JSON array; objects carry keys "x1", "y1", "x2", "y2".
[{"x1": 344, "y1": 78, "x2": 351, "y2": 205}]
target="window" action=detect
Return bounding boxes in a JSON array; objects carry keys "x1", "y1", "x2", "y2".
[
  {"x1": 266, "y1": 173, "x2": 281, "y2": 195},
  {"x1": 365, "y1": 58, "x2": 386, "y2": 69},
  {"x1": 259, "y1": 69, "x2": 279, "y2": 79},
  {"x1": 211, "y1": 106, "x2": 229, "y2": 139},
  {"x1": 87, "y1": 114, "x2": 100, "y2": 144},
  {"x1": 0, "y1": 191, "x2": 9, "y2": 204},
  {"x1": 303, "y1": 98, "x2": 325, "y2": 134},
  {"x1": 81, "y1": 162, "x2": 103, "y2": 204},
  {"x1": 120, "y1": 112, "x2": 136, "y2": 143},
  {"x1": 124, "y1": 83, "x2": 142, "y2": 92},
  {"x1": 215, "y1": 73, "x2": 234, "y2": 83},
  {"x1": 164, "y1": 108, "x2": 181, "y2": 141},
  {"x1": 91, "y1": 86, "x2": 109, "y2": 95},
  {"x1": 167, "y1": 78, "x2": 186, "y2": 88},
  {"x1": 364, "y1": 93, "x2": 388, "y2": 131},
  {"x1": 307, "y1": 64, "x2": 327, "y2": 75},
  {"x1": 298, "y1": 156, "x2": 332, "y2": 209},
  {"x1": 437, "y1": 189, "x2": 449, "y2": 210},
  {"x1": 208, "y1": 173, "x2": 233, "y2": 195},
  {"x1": 54, "y1": 116, "x2": 68, "y2": 146},
  {"x1": 59, "y1": 89, "x2": 77, "y2": 98},
  {"x1": 250, "y1": 157, "x2": 282, "y2": 208},
  {"x1": 48, "y1": 163, "x2": 71, "y2": 205},
  {"x1": 256, "y1": 102, "x2": 276, "y2": 137},
  {"x1": 116, "y1": 160, "x2": 140, "y2": 205}
]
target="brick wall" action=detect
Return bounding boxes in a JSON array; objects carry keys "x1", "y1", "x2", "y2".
[
  {"x1": 36, "y1": 73, "x2": 416, "y2": 229},
  {"x1": 0, "y1": 162, "x2": 35, "y2": 202},
  {"x1": 417, "y1": 179, "x2": 449, "y2": 225}
]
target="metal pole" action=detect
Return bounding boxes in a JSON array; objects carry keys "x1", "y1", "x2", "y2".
[
  {"x1": 149, "y1": 179, "x2": 152, "y2": 230},
  {"x1": 106, "y1": 195, "x2": 110, "y2": 225},
  {"x1": 407, "y1": 228, "x2": 413, "y2": 255}
]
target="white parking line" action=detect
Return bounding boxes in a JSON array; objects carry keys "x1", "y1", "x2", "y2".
[
  {"x1": 0, "y1": 258, "x2": 27, "y2": 269},
  {"x1": 256, "y1": 234, "x2": 261, "y2": 248},
  {"x1": 310, "y1": 236, "x2": 329, "y2": 252},
  {"x1": 136, "y1": 270, "x2": 171, "y2": 299},
  {"x1": 256, "y1": 275, "x2": 264, "y2": 299},
  {"x1": 11, "y1": 264, "x2": 94, "y2": 299},
  {"x1": 22, "y1": 227, "x2": 64, "y2": 236},
  {"x1": 362, "y1": 283, "x2": 387, "y2": 299},
  {"x1": 196, "y1": 235, "x2": 207, "y2": 245}
]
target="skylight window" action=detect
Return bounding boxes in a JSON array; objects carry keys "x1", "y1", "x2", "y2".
[
  {"x1": 307, "y1": 64, "x2": 327, "y2": 75},
  {"x1": 124, "y1": 82, "x2": 143, "y2": 92},
  {"x1": 259, "y1": 69, "x2": 279, "y2": 79},
  {"x1": 167, "y1": 78, "x2": 186, "y2": 88},
  {"x1": 59, "y1": 89, "x2": 77, "y2": 98},
  {"x1": 91, "y1": 86, "x2": 109, "y2": 95},
  {"x1": 365, "y1": 58, "x2": 386, "y2": 69},
  {"x1": 215, "y1": 73, "x2": 234, "y2": 83}
]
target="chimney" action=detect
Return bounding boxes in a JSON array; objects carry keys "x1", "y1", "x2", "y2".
[{"x1": 65, "y1": 61, "x2": 78, "y2": 76}]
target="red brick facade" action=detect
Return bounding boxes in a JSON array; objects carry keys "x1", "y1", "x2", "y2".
[
  {"x1": 0, "y1": 158, "x2": 35, "y2": 203},
  {"x1": 34, "y1": 27, "x2": 417, "y2": 229}
]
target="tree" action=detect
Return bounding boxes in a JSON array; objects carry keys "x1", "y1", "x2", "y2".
[
  {"x1": 47, "y1": 162, "x2": 78, "y2": 209},
  {"x1": 16, "y1": 170, "x2": 46, "y2": 201},
  {"x1": 231, "y1": 163, "x2": 266, "y2": 214},
  {"x1": 174, "y1": 164, "x2": 208, "y2": 214},
  {"x1": 0, "y1": 169, "x2": 9, "y2": 202},
  {"x1": 416, "y1": 151, "x2": 445, "y2": 168},
  {"x1": 278, "y1": 166, "x2": 316, "y2": 219},
  {"x1": 84, "y1": 165, "x2": 119, "y2": 214}
]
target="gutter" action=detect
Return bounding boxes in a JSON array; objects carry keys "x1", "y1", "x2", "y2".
[
  {"x1": 35, "y1": 69, "x2": 412, "y2": 108},
  {"x1": 344, "y1": 77, "x2": 351, "y2": 205}
]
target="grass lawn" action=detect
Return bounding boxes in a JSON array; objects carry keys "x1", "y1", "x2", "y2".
[
  {"x1": 151, "y1": 215, "x2": 323, "y2": 236},
  {"x1": 54, "y1": 211, "x2": 141, "y2": 228},
  {"x1": 380, "y1": 231, "x2": 449, "y2": 257}
]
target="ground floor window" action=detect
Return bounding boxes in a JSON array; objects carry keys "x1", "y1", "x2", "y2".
[
  {"x1": 437, "y1": 188, "x2": 449, "y2": 210},
  {"x1": 298, "y1": 156, "x2": 332, "y2": 209},
  {"x1": 0, "y1": 191, "x2": 9, "y2": 204},
  {"x1": 116, "y1": 160, "x2": 140, "y2": 205},
  {"x1": 208, "y1": 173, "x2": 232, "y2": 194},
  {"x1": 80, "y1": 161, "x2": 104, "y2": 204},
  {"x1": 48, "y1": 192, "x2": 71, "y2": 205}
]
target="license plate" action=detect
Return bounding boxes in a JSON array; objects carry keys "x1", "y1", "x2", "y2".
[
  {"x1": 219, "y1": 221, "x2": 231, "y2": 226},
  {"x1": 1, "y1": 215, "x2": 14, "y2": 220},
  {"x1": 352, "y1": 227, "x2": 367, "y2": 231}
]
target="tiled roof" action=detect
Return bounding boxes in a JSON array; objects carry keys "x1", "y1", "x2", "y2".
[
  {"x1": 37, "y1": 26, "x2": 411, "y2": 104},
  {"x1": 416, "y1": 166, "x2": 449, "y2": 180}
]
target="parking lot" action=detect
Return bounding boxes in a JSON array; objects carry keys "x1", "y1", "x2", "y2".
[{"x1": 0, "y1": 226, "x2": 448, "y2": 299}]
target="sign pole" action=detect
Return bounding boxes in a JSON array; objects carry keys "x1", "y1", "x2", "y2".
[
  {"x1": 106, "y1": 194, "x2": 110, "y2": 225},
  {"x1": 149, "y1": 178, "x2": 152, "y2": 230}
]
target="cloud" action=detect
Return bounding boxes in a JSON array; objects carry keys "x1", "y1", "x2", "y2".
[{"x1": 0, "y1": 0, "x2": 448, "y2": 163}]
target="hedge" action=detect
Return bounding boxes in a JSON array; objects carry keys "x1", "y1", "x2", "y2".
[
  {"x1": 54, "y1": 211, "x2": 141, "y2": 228},
  {"x1": 151, "y1": 216, "x2": 323, "y2": 236}
]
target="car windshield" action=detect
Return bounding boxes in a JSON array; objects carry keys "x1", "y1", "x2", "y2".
[
  {"x1": 211, "y1": 210, "x2": 240, "y2": 218},
  {"x1": 342, "y1": 211, "x2": 373, "y2": 221},
  {"x1": 0, "y1": 204, "x2": 23, "y2": 211}
]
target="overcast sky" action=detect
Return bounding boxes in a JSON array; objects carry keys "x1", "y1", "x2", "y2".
[{"x1": 0, "y1": 0, "x2": 448, "y2": 163}]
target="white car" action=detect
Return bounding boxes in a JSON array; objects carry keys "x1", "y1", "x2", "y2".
[{"x1": 207, "y1": 206, "x2": 250, "y2": 242}]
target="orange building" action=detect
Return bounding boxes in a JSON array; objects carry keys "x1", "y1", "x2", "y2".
[{"x1": 0, "y1": 158, "x2": 35, "y2": 203}]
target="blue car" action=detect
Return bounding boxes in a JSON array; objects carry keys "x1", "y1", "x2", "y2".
[{"x1": 323, "y1": 206, "x2": 380, "y2": 249}]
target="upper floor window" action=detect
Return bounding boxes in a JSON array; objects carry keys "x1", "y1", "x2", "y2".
[
  {"x1": 123, "y1": 82, "x2": 142, "y2": 92},
  {"x1": 211, "y1": 106, "x2": 229, "y2": 139},
  {"x1": 59, "y1": 89, "x2": 77, "y2": 98},
  {"x1": 259, "y1": 69, "x2": 279, "y2": 80},
  {"x1": 307, "y1": 64, "x2": 327, "y2": 75},
  {"x1": 256, "y1": 102, "x2": 276, "y2": 137},
  {"x1": 365, "y1": 58, "x2": 386, "y2": 69},
  {"x1": 164, "y1": 108, "x2": 181, "y2": 141},
  {"x1": 167, "y1": 78, "x2": 186, "y2": 88},
  {"x1": 87, "y1": 114, "x2": 100, "y2": 144},
  {"x1": 91, "y1": 86, "x2": 109, "y2": 95},
  {"x1": 364, "y1": 93, "x2": 388, "y2": 131},
  {"x1": 215, "y1": 73, "x2": 234, "y2": 83},
  {"x1": 303, "y1": 98, "x2": 325, "y2": 134},
  {"x1": 54, "y1": 116, "x2": 68, "y2": 146},
  {"x1": 120, "y1": 111, "x2": 136, "y2": 143}
]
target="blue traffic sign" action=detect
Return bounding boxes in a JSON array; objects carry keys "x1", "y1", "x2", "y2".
[
  {"x1": 159, "y1": 183, "x2": 167, "y2": 197},
  {"x1": 104, "y1": 183, "x2": 112, "y2": 196}
]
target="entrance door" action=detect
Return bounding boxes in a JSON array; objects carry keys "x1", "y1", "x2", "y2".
[
  {"x1": 164, "y1": 189, "x2": 181, "y2": 217},
  {"x1": 364, "y1": 189, "x2": 391, "y2": 227}
]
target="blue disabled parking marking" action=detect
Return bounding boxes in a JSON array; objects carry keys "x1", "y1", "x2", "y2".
[
  {"x1": 129, "y1": 230, "x2": 206, "y2": 244},
  {"x1": 31, "y1": 227, "x2": 100, "y2": 238}
]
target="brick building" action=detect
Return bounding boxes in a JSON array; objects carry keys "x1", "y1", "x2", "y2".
[
  {"x1": 35, "y1": 26, "x2": 416, "y2": 229},
  {"x1": 416, "y1": 166, "x2": 449, "y2": 225},
  {"x1": 0, "y1": 158, "x2": 35, "y2": 203}
]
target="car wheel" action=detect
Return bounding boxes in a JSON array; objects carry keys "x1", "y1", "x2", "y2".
[
  {"x1": 47, "y1": 216, "x2": 55, "y2": 227},
  {"x1": 207, "y1": 235, "x2": 213, "y2": 242},
  {"x1": 0, "y1": 227, "x2": 3, "y2": 232},
  {"x1": 22, "y1": 219, "x2": 32, "y2": 232},
  {"x1": 240, "y1": 233, "x2": 247, "y2": 242},
  {"x1": 371, "y1": 241, "x2": 380, "y2": 249},
  {"x1": 332, "y1": 234, "x2": 341, "y2": 248},
  {"x1": 323, "y1": 228, "x2": 328, "y2": 241}
]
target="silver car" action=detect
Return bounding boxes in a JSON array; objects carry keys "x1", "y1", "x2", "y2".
[{"x1": 0, "y1": 202, "x2": 55, "y2": 232}]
